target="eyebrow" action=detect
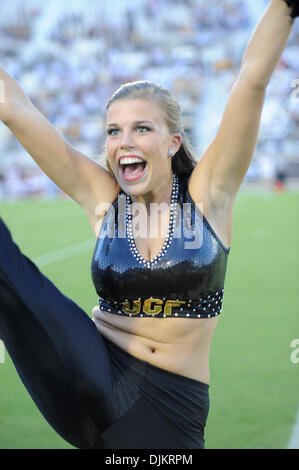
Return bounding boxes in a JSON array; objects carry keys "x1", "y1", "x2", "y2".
[{"x1": 106, "y1": 120, "x2": 153, "y2": 128}]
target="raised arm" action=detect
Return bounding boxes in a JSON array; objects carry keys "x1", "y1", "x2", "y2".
[
  {"x1": 0, "y1": 66, "x2": 119, "y2": 231},
  {"x1": 189, "y1": 0, "x2": 296, "y2": 207}
]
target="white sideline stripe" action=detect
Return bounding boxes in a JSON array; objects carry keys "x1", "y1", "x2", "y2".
[
  {"x1": 33, "y1": 239, "x2": 95, "y2": 267},
  {"x1": 287, "y1": 406, "x2": 299, "y2": 449}
]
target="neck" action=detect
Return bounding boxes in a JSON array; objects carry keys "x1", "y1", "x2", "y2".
[{"x1": 130, "y1": 173, "x2": 174, "y2": 213}]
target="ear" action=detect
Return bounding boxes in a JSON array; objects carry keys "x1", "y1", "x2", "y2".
[{"x1": 170, "y1": 134, "x2": 183, "y2": 154}]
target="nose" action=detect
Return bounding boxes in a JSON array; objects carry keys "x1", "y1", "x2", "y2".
[{"x1": 119, "y1": 130, "x2": 135, "y2": 149}]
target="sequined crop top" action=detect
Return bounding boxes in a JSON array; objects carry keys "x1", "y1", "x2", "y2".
[{"x1": 91, "y1": 174, "x2": 230, "y2": 319}]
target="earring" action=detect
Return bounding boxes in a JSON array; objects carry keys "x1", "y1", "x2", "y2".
[{"x1": 168, "y1": 149, "x2": 175, "y2": 158}]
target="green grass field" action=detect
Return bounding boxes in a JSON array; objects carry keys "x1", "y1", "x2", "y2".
[{"x1": 0, "y1": 190, "x2": 298, "y2": 449}]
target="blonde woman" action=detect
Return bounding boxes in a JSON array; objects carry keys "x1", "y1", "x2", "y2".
[{"x1": 0, "y1": 0, "x2": 297, "y2": 449}]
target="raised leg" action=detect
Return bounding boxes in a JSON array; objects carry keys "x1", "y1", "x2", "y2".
[{"x1": 0, "y1": 218, "x2": 113, "y2": 448}]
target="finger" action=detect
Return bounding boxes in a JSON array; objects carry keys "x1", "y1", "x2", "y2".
[{"x1": 92, "y1": 305, "x2": 100, "y2": 317}]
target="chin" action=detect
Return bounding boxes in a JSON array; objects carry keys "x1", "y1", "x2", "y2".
[
  {"x1": 117, "y1": 168, "x2": 152, "y2": 197},
  {"x1": 121, "y1": 181, "x2": 149, "y2": 198}
]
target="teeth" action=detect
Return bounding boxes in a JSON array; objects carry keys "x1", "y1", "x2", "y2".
[{"x1": 120, "y1": 157, "x2": 144, "y2": 165}]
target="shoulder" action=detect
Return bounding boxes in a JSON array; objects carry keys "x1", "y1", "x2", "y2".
[
  {"x1": 84, "y1": 185, "x2": 122, "y2": 238},
  {"x1": 185, "y1": 165, "x2": 234, "y2": 250}
]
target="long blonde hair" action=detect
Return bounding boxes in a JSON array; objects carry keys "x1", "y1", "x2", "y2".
[{"x1": 100, "y1": 80, "x2": 197, "y2": 180}]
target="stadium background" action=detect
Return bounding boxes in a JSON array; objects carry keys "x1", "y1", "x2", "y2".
[{"x1": 0, "y1": 0, "x2": 298, "y2": 449}]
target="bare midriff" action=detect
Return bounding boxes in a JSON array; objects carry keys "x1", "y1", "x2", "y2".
[
  {"x1": 95, "y1": 310, "x2": 219, "y2": 385},
  {"x1": 91, "y1": 186, "x2": 232, "y2": 386}
]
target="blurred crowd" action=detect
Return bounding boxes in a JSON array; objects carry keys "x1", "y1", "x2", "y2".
[{"x1": 0, "y1": 0, "x2": 298, "y2": 199}]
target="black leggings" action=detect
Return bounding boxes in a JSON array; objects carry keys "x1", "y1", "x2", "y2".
[{"x1": 0, "y1": 218, "x2": 210, "y2": 449}]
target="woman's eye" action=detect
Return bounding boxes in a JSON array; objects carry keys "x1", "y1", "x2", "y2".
[
  {"x1": 136, "y1": 126, "x2": 150, "y2": 133},
  {"x1": 107, "y1": 126, "x2": 150, "y2": 136},
  {"x1": 107, "y1": 129, "x2": 119, "y2": 136}
]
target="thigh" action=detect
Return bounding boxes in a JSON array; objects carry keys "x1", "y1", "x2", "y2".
[
  {"x1": 101, "y1": 396, "x2": 190, "y2": 449},
  {"x1": 0, "y1": 278, "x2": 103, "y2": 448},
  {"x1": 0, "y1": 218, "x2": 114, "y2": 448}
]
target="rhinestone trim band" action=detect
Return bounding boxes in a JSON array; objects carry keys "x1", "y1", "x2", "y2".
[{"x1": 99, "y1": 288, "x2": 225, "y2": 319}]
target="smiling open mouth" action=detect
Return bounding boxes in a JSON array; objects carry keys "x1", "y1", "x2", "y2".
[{"x1": 119, "y1": 157, "x2": 147, "y2": 181}]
